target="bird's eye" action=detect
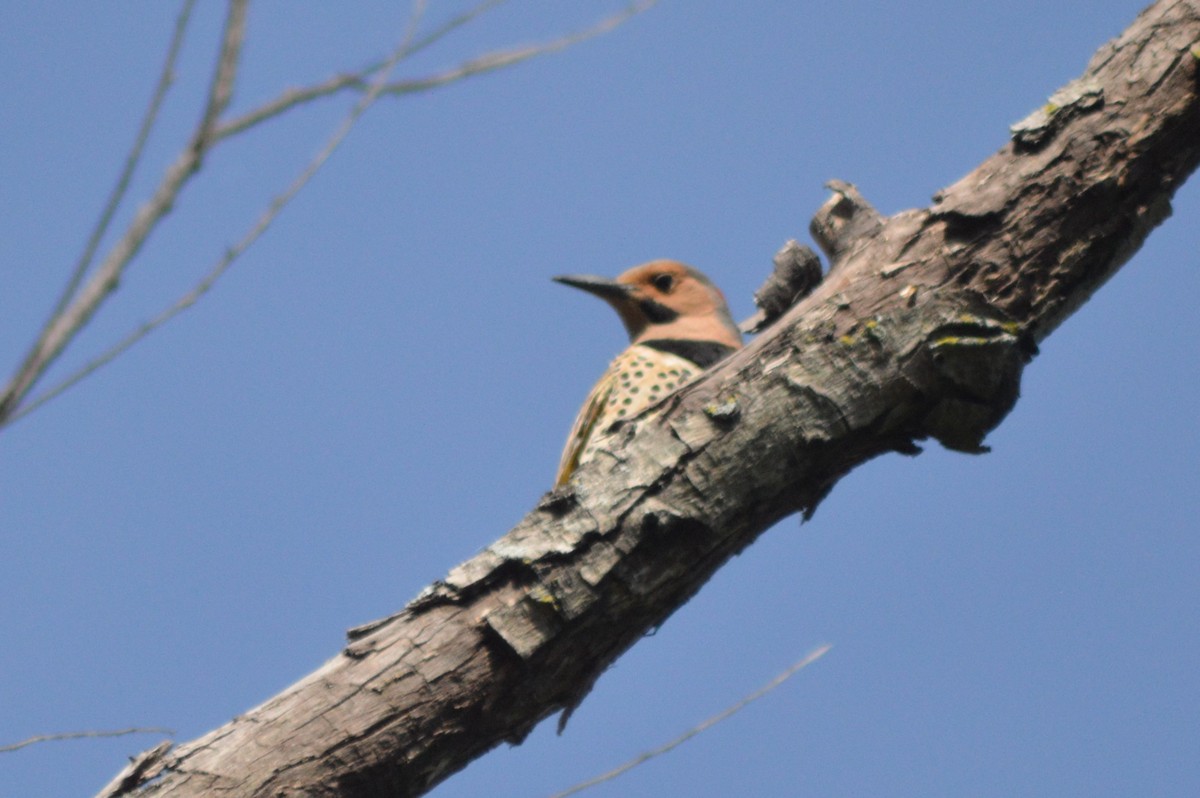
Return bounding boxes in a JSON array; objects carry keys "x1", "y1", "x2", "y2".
[{"x1": 651, "y1": 273, "x2": 674, "y2": 293}]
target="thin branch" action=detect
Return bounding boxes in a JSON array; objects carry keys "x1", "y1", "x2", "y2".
[
  {"x1": 9, "y1": 1, "x2": 660, "y2": 424},
  {"x1": 214, "y1": 71, "x2": 369, "y2": 141},
  {"x1": 546, "y1": 645, "x2": 833, "y2": 798},
  {"x1": 215, "y1": 0, "x2": 512, "y2": 140},
  {"x1": 49, "y1": 0, "x2": 197, "y2": 326},
  {"x1": 214, "y1": 0, "x2": 659, "y2": 140},
  {"x1": 10, "y1": 3, "x2": 433, "y2": 424},
  {"x1": 0, "y1": 0, "x2": 204, "y2": 422},
  {"x1": 192, "y1": 0, "x2": 247, "y2": 151},
  {"x1": 0, "y1": 0, "x2": 249, "y2": 424},
  {"x1": 383, "y1": 0, "x2": 660, "y2": 97},
  {"x1": 0, "y1": 727, "x2": 174, "y2": 755}
]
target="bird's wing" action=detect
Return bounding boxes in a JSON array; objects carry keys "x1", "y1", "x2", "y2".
[{"x1": 554, "y1": 370, "x2": 616, "y2": 487}]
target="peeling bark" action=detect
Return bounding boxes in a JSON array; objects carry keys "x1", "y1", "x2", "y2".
[{"x1": 107, "y1": 2, "x2": 1200, "y2": 796}]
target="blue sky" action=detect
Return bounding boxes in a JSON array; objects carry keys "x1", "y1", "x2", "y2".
[{"x1": 2, "y1": 2, "x2": 1197, "y2": 796}]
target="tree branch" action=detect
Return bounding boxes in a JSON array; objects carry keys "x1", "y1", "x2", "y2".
[
  {"x1": 102, "y1": 2, "x2": 1200, "y2": 796},
  {"x1": 48, "y1": 0, "x2": 197, "y2": 327},
  {"x1": 546, "y1": 645, "x2": 831, "y2": 798},
  {"x1": 0, "y1": 0, "x2": 248, "y2": 424},
  {"x1": 213, "y1": 0, "x2": 510, "y2": 140},
  {"x1": 5, "y1": 1, "x2": 432, "y2": 426},
  {"x1": 0, "y1": 1, "x2": 659, "y2": 429},
  {"x1": 0, "y1": 727, "x2": 173, "y2": 755},
  {"x1": 214, "y1": 1, "x2": 659, "y2": 139}
]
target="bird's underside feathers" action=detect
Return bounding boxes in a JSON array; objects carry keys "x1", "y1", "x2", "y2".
[{"x1": 554, "y1": 344, "x2": 702, "y2": 486}]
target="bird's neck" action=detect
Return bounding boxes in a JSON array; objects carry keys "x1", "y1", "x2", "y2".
[
  {"x1": 631, "y1": 313, "x2": 743, "y2": 355},
  {"x1": 639, "y1": 338, "x2": 739, "y2": 368}
]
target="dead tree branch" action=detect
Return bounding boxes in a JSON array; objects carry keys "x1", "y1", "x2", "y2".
[
  {"x1": 101, "y1": 2, "x2": 1200, "y2": 796},
  {"x1": 6, "y1": 0, "x2": 431, "y2": 424},
  {"x1": 0, "y1": 0, "x2": 249, "y2": 423},
  {"x1": 0, "y1": 1, "x2": 658, "y2": 429},
  {"x1": 546, "y1": 645, "x2": 831, "y2": 798},
  {"x1": 48, "y1": 0, "x2": 198, "y2": 329},
  {"x1": 215, "y1": 0, "x2": 659, "y2": 140},
  {"x1": 0, "y1": 728, "x2": 174, "y2": 755}
]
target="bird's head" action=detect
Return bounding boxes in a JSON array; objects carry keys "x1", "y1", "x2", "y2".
[{"x1": 553, "y1": 260, "x2": 742, "y2": 350}]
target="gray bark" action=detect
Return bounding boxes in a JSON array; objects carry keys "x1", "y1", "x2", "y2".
[{"x1": 107, "y1": 2, "x2": 1200, "y2": 796}]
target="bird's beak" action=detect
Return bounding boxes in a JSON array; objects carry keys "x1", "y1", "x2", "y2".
[{"x1": 552, "y1": 274, "x2": 632, "y2": 302}]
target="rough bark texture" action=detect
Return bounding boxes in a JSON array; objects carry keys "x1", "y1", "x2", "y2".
[{"x1": 111, "y1": 3, "x2": 1200, "y2": 796}]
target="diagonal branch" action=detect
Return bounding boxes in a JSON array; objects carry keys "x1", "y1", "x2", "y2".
[
  {"x1": 97, "y1": 3, "x2": 1200, "y2": 797},
  {"x1": 0, "y1": 0, "x2": 249, "y2": 425},
  {"x1": 546, "y1": 645, "x2": 831, "y2": 798},
  {"x1": 192, "y1": 0, "x2": 246, "y2": 152},
  {"x1": 0, "y1": 727, "x2": 174, "y2": 755},
  {"x1": 214, "y1": 0, "x2": 511, "y2": 140},
  {"x1": 48, "y1": 0, "x2": 198, "y2": 327},
  {"x1": 213, "y1": 0, "x2": 659, "y2": 140},
  {"x1": 1, "y1": 0, "x2": 659, "y2": 429},
  {"x1": 375, "y1": 0, "x2": 660, "y2": 98},
  {"x1": 6, "y1": 1, "x2": 431, "y2": 426}
]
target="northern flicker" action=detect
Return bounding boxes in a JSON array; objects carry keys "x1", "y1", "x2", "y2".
[{"x1": 553, "y1": 259, "x2": 743, "y2": 486}]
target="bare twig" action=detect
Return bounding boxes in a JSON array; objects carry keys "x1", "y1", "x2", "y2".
[
  {"x1": 216, "y1": 0, "x2": 512, "y2": 140},
  {"x1": 7, "y1": 1, "x2": 660, "y2": 425},
  {"x1": 215, "y1": 0, "x2": 658, "y2": 138},
  {"x1": 546, "y1": 645, "x2": 832, "y2": 798},
  {"x1": 0, "y1": 727, "x2": 174, "y2": 754},
  {"x1": 2, "y1": 0, "x2": 198, "y2": 422},
  {"x1": 192, "y1": 0, "x2": 246, "y2": 151},
  {"x1": 49, "y1": 0, "x2": 198, "y2": 327},
  {"x1": 214, "y1": 71, "x2": 370, "y2": 141},
  {"x1": 8, "y1": 3, "x2": 434, "y2": 424},
  {"x1": 0, "y1": 0, "x2": 249, "y2": 424},
  {"x1": 380, "y1": 1, "x2": 659, "y2": 97}
]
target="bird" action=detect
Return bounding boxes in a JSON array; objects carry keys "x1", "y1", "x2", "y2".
[{"x1": 552, "y1": 259, "x2": 743, "y2": 487}]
